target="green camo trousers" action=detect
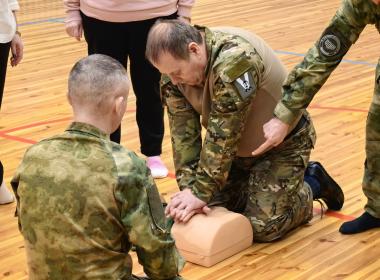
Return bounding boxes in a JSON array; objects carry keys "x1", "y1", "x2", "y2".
[
  {"x1": 364, "y1": 59, "x2": 380, "y2": 218},
  {"x1": 210, "y1": 114, "x2": 316, "y2": 242}
]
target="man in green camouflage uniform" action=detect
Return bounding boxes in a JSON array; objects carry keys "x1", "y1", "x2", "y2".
[
  {"x1": 145, "y1": 20, "x2": 344, "y2": 242},
  {"x1": 11, "y1": 54, "x2": 184, "y2": 279},
  {"x1": 253, "y1": 0, "x2": 380, "y2": 235}
]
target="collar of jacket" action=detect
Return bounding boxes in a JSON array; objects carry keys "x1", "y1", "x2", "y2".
[{"x1": 66, "y1": 122, "x2": 108, "y2": 140}]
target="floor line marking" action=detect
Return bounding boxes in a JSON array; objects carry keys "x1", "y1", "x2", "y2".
[
  {"x1": 18, "y1": 17, "x2": 65, "y2": 26},
  {"x1": 0, "y1": 133, "x2": 37, "y2": 144},
  {"x1": 314, "y1": 207, "x2": 355, "y2": 221},
  {"x1": 0, "y1": 109, "x2": 136, "y2": 134},
  {"x1": 0, "y1": 117, "x2": 72, "y2": 134}
]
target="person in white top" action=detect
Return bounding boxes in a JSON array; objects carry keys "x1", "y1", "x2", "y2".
[{"x1": 0, "y1": 0, "x2": 23, "y2": 204}]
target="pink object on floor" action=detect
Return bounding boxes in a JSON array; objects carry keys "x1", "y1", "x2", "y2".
[{"x1": 147, "y1": 156, "x2": 169, "y2": 179}]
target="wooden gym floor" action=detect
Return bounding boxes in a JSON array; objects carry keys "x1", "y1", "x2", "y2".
[{"x1": 1, "y1": 0, "x2": 380, "y2": 279}]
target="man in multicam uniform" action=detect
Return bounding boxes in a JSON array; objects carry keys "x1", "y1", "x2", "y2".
[
  {"x1": 145, "y1": 20, "x2": 344, "y2": 242},
  {"x1": 11, "y1": 54, "x2": 184, "y2": 279},
  {"x1": 253, "y1": 0, "x2": 380, "y2": 235}
]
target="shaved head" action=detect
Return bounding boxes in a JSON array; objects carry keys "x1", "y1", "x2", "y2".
[{"x1": 68, "y1": 54, "x2": 129, "y2": 113}]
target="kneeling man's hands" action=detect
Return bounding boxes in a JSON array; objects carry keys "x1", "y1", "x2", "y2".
[{"x1": 165, "y1": 188, "x2": 210, "y2": 223}]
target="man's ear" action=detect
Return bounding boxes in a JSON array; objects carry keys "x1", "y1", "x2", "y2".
[
  {"x1": 67, "y1": 93, "x2": 73, "y2": 106},
  {"x1": 188, "y1": 42, "x2": 200, "y2": 55},
  {"x1": 114, "y1": 95, "x2": 126, "y2": 117}
]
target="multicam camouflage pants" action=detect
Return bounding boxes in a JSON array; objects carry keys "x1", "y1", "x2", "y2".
[
  {"x1": 210, "y1": 114, "x2": 316, "y2": 242},
  {"x1": 364, "y1": 59, "x2": 380, "y2": 218}
]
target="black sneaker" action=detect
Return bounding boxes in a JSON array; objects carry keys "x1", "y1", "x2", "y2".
[{"x1": 306, "y1": 161, "x2": 344, "y2": 211}]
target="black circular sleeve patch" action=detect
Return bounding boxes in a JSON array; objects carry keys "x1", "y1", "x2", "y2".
[
  {"x1": 319, "y1": 34, "x2": 341, "y2": 57},
  {"x1": 317, "y1": 26, "x2": 351, "y2": 61}
]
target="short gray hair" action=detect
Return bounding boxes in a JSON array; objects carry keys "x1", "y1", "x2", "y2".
[
  {"x1": 146, "y1": 19, "x2": 203, "y2": 64},
  {"x1": 68, "y1": 54, "x2": 129, "y2": 108}
]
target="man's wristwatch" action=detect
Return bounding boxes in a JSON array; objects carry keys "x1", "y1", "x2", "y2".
[{"x1": 15, "y1": 30, "x2": 21, "y2": 37}]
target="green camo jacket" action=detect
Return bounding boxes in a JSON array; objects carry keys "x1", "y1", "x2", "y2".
[
  {"x1": 11, "y1": 122, "x2": 184, "y2": 280},
  {"x1": 161, "y1": 26, "x2": 264, "y2": 202},
  {"x1": 274, "y1": 0, "x2": 380, "y2": 124}
]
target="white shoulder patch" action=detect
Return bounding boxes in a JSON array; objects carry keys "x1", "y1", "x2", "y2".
[{"x1": 233, "y1": 71, "x2": 255, "y2": 99}]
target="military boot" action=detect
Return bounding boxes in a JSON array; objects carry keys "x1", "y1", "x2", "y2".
[{"x1": 305, "y1": 161, "x2": 344, "y2": 211}]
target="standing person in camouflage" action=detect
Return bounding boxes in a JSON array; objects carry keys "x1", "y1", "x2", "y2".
[
  {"x1": 252, "y1": 0, "x2": 380, "y2": 235},
  {"x1": 11, "y1": 54, "x2": 184, "y2": 279},
  {"x1": 145, "y1": 20, "x2": 344, "y2": 242}
]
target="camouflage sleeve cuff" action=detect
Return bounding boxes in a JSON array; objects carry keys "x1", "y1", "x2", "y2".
[
  {"x1": 273, "y1": 102, "x2": 300, "y2": 125},
  {"x1": 190, "y1": 185, "x2": 213, "y2": 203}
]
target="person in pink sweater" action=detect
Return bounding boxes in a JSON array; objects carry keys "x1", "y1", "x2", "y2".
[{"x1": 64, "y1": 0, "x2": 194, "y2": 178}]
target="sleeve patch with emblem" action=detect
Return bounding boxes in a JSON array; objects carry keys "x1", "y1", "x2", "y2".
[
  {"x1": 319, "y1": 34, "x2": 341, "y2": 57},
  {"x1": 233, "y1": 71, "x2": 256, "y2": 100},
  {"x1": 317, "y1": 26, "x2": 350, "y2": 61}
]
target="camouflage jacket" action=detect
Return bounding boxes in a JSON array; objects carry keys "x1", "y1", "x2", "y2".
[
  {"x1": 161, "y1": 26, "x2": 268, "y2": 203},
  {"x1": 274, "y1": 0, "x2": 380, "y2": 124},
  {"x1": 11, "y1": 122, "x2": 184, "y2": 280}
]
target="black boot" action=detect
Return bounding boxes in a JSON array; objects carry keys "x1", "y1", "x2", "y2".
[
  {"x1": 305, "y1": 161, "x2": 344, "y2": 211},
  {"x1": 339, "y1": 212, "x2": 380, "y2": 234}
]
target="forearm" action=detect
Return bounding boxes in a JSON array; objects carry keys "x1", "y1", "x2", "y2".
[
  {"x1": 63, "y1": 0, "x2": 80, "y2": 11},
  {"x1": 275, "y1": 0, "x2": 368, "y2": 124},
  {"x1": 131, "y1": 182, "x2": 184, "y2": 279},
  {"x1": 169, "y1": 113, "x2": 202, "y2": 190},
  {"x1": 63, "y1": 0, "x2": 81, "y2": 22},
  {"x1": 11, "y1": 11, "x2": 20, "y2": 37},
  {"x1": 177, "y1": 0, "x2": 194, "y2": 17},
  {"x1": 163, "y1": 80, "x2": 202, "y2": 190},
  {"x1": 116, "y1": 152, "x2": 184, "y2": 278},
  {"x1": 191, "y1": 109, "x2": 248, "y2": 202},
  {"x1": 274, "y1": 47, "x2": 342, "y2": 124}
]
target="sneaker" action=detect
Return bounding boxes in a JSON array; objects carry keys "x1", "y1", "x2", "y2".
[
  {"x1": 0, "y1": 181, "x2": 15, "y2": 204},
  {"x1": 305, "y1": 161, "x2": 344, "y2": 211},
  {"x1": 147, "y1": 156, "x2": 169, "y2": 179}
]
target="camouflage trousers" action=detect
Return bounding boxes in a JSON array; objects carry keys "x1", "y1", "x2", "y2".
[
  {"x1": 209, "y1": 113, "x2": 316, "y2": 242},
  {"x1": 364, "y1": 59, "x2": 380, "y2": 218}
]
